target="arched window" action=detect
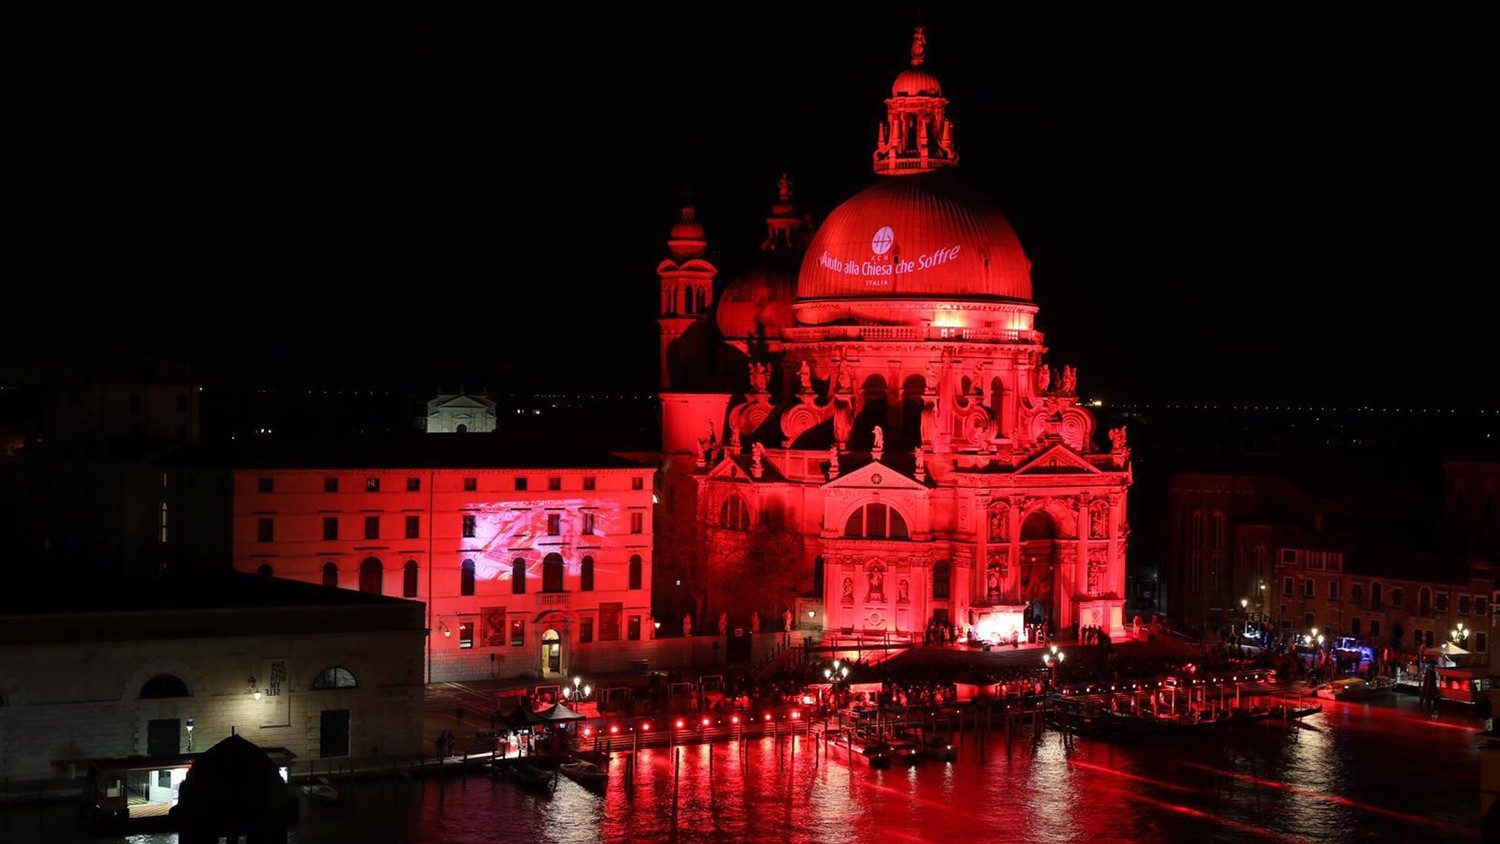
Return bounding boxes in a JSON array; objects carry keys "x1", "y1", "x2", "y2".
[
  {"x1": 580, "y1": 556, "x2": 595, "y2": 592},
  {"x1": 257, "y1": 563, "x2": 274, "y2": 578},
  {"x1": 455, "y1": 423, "x2": 468, "y2": 434},
  {"x1": 510, "y1": 558, "x2": 526, "y2": 594},
  {"x1": 813, "y1": 556, "x2": 825, "y2": 595},
  {"x1": 1191, "y1": 511, "x2": 1204, "y2": 547},
  {"x1": 683, "y1": 287, "x2": 695, "y2": 315},
  {"x1": 629, "y1": 554, "x2": 643, "y2": 590},
  {"x1": 542, "y1": 553, "x2": 565, "y2": 593},
  {"x1": 311, "y1": 667, "x2": 357, "y2": 689},
  {"x1": 139, "y1": 674, "x2": 191, "y2": 699},
  {"x1": 1369, "y1": 581, "x2": 1382, "y2": 610},
  {"x1": 933, "y1": 562, "x2": 951, "y2": 601},
  {"x1": 843, "y1": 503, "x2": 908, "y2": 539},
  {"x1": 696, "y1": 286, "x2": 706, "y2": 313},
  {"x1": 459, "y1": 559, "x2": 476, "y2": 596},
  {"x1": 1418, "y1": 586, "x2": 1432, "y2": 617},
  {"x1": 1211, "y1": 512, "x2": 1226, "y2": 550},
  {"x1": 1392, "y1": 622, "x2": 1405, "y2": 642},
  {"x1": 359, "y1": 557, "x2": 382, "y2": 595},
  {"x1": 322, "y1": 561, "x2": 338, "y2": 589},
  {"x1": 721, "y1": 496, "x2": 750, "y2": 531},
  {"x1": 403, "y1": 560, "x2": 419, "y2": 598}
]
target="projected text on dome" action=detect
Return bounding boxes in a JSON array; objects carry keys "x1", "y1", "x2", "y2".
[{"x1": 816, "y1": 243, "x2": 962, "y2": 286}]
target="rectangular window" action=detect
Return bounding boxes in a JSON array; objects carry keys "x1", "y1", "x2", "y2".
[
  {"x1": 1435, "y1": 593, "x2": 1450, "y2": 614},
  {"x1": 1351, "y1": 583, "x2": 1364, "y2": 603},
  {"x1": 323, "y1": 517, "x2": 339, "y2": 541},
  {"x1": 459, "y1": 622, "x2": 474, "y2": 649},
  {"x1": 1280, "y1": 549, "x2": 1296, "y2": 565},
  {"x1": 627, "y1": 615, "x2": 641, "y2": 641},
  {"x1": 405, "y1": 515, "x2": 420, "y2": 539},
  {"x1": 1328, "y1": 581, "x2": 1340, "y2": 601},
  {"x1": 547, "y1": 513, "x2": 561, "y2": 535},
  {"x1": 462, "y1": 514, "x2": 476, "y2": 538},
  {"x1": 583, "y1": 476, "x2": 597, "y2": 491},
  {"x1": 1283, "y1": 577, "x2": 1294, "y2": 597},
  {"x1": 1391, "y1": 587, "x2": 1404, "y2": 607},
  {"x1": 257, "y1": 517, "x2": 274, "y2": 543},
  {"x1": 1459, "y1": 594, "x2": 1472, "y2": 615},
  {"x1": 548, "y1": 477, "x2": 562, "y2": 491},
  {"x1": 324, "y1": 477, "x2": 339, "y2": 493},
  {"x1": 600, "y1": 602, "x2": 622, "y2": 641},
  {"x1": 1304, "y1": 612, "x2": 1314, "y2": 626},
  {"x1": 1370, "y1": 619, "x2": 1380, "y2": 638},
  {"x1": 632, "y1": 477, "x2": 645, "y2": 491},
  {"x1": 1303, "y1": 579, "x2": 1314, "y2": 598},
  {"x1": 580, "y1": 618, "x2": 594, "y2": 643},
  {"x1": 464, "y1": 477, "x2": 478, "y2": 491},
  {"x1": 1351, "y1": 617, "x2": 1361, "y2": 635},
  {"x1": 406, "y1": 477, "x2": 421, "y2": 492},
  {"x1": 258, "y1": 477, "x2": 274, "y2": 493},
  {"x1": 1425, "y1": 629, "x2": 1435, "y2": 647},
  {"x1": 364, "y1": 516, "x2": 379, "y2": 540},
  {"x1": 515, "y1": 477, "x2": 528, "y2": 491},
  {"x1": 1281, "y1": 619, "x2": 1292, "y2": 630},
  {"x1": 366, "y1": 477, "x2": 380, "y2": 492},
  {"x1": 319, "y1": 710, "x2": 350, "y2": 758},
  {"x1": 510, "y1": 618, "x2": 525, "y2": 646},
  {"x1": 631, "y1": 512, "x2": 644, "y2": 534},
  {"x1": 1477, "y1": 595, "x2": 1489, "y2": 616},
  {"x1": 582, "y1": 512, "x2": 595, "y2": 535},
  {"x1": 1477, "y1": 632, "x2": 1489, "y2": 653}
]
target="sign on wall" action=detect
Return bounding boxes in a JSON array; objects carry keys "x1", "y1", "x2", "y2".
[{"x1": 261, "y1": 658, "x2": 290, "y2": 728}]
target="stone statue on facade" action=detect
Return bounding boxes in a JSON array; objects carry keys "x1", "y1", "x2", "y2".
[
  {"x1": 898, "y1": 578, "x2": 910, "y2": 604},
  {"x1": 783, "y1": 608, "x2": 793, "y2": 631},
  {"x1": 842, "y1": 576, "x2": 855, "y2": 603},
  {"x1": 749, "y1": 361, "x2": 770, "y2": 394},
  {"x1": 913, "y1": 445, "x2": 926, "y2": 481},
  {"x1": 1037, "y1": 365, "x2": 1051, "y2": 394},
  {"x1": 750, "y1": 442, "x2": 765, "y2": 478},
  {"x1": 872, "y1": 425, "x2": 884, "y2": 452},
  {"x1": 750, "y1": 611, "x2": 760, "y2": 633},
  {"x1": 718, "y1": 612, "x2": 728, "y2": 636},
  {"x1": 827, "y1": 444, "x2": 840, "y2": 480},
  {"x1": 1109, "y1": 426, "x2": 1128, "y2": 452},
  {"x1": 1060, "y1": 365, "x2": 1077, "y2": 396},
  {"x1": 836, "y1": 359, "x2": 854, "y2": 394},
  {"x1": 682, "y1": 613, "x2": 693, "y2": 638},
  {"x1": 798, "y1": 360, "x2": 813, "y2": 393},
  {"x1": 867, "y1": 566, "x2": 885, "y2": 602},
  {"x1": 923, "y1": 362, "x2": 938, "y2": 393}
]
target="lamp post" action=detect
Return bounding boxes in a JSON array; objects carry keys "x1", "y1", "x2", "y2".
[
  {"x1": 562, "y1": 675, "x2": 593, "y2": 703},
  {"x1": 1450, "y1": 623, "x2": 1469, "y2": 649}
]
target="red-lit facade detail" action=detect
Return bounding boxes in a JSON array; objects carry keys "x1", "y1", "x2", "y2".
[
  {"x1": 232, "y1": 467, "x2": 654, "y2": 682},
  {"x1": 660, "y1": 29, "x2": 1132, "y2": 639}
]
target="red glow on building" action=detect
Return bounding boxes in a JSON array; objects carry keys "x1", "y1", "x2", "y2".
[{"x1": 657, "y1": 26, "x2": 1131, "y2": 642}]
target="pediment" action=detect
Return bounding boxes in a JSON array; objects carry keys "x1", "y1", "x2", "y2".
[
  {"x1": 822, "y1": 459, "x2": 926, "y2": 491},
  {"x1": 1014, "y1": 444, "x2": 1101, "y2": 475},
  {"x1": 433, "y1": 396, "x2": 492, "y2": 410}
]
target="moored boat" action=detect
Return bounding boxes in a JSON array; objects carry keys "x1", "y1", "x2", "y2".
[
  {"x1": 1315, "y1": 678, "x2": 1393, "y2": 702},
  {"x1": 511, "y1": 763, "x2": 558, "y2": 794},
  {"x1": 559, "y1": 760, "x2": 608, "y2": 789}
]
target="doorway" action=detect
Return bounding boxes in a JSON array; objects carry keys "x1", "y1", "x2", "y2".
[
  {"x1": 146, "y1": 718, "x2": 180, "y2": 757},
  {"x1": 1020, "y1": 511, "x2": 1060, "y2": 632},
  {"x1": 542, "y1": 629, "x2": 562, "y2": 676},
  {"x1": 319, "y1": 709, "x2": 350, "y2": 758}
]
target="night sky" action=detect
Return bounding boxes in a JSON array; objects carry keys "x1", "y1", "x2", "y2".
[{"x1": 8, "y1": 8, "x2": 1491, "y2": 402}]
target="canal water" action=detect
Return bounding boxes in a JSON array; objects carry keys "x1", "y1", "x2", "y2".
[{"x1": 8, "y1": 695, "x2": 1480, "y2": 842}]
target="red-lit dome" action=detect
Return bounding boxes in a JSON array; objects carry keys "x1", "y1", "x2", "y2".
[
  {"x1": 717, "y1": 255, "x2": 797, "y2": 342},
  {"x1": 892, "y1": 67, "x2": 942, "y2": 97},
  {"x1": 796, "y1": 171, "x2": 1031, "y2": 306}
]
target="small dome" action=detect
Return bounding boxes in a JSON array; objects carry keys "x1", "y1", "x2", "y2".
[
  {"x1": 893, "y1": 67, "x2": 943, "y2": 97},
  {"x1": 667, "y1": 204, "x2": 707, "y2": 260},
  {"x1": 717, "y1": 254, "x2": 798, "y2": 341}
]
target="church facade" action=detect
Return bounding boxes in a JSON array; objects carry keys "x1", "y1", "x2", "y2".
[{"x1": 657, "y1": 28, "x2": 1132, "y2": 641}]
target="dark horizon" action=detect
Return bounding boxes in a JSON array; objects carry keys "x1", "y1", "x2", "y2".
[{"x1": 7, "y1": 9, "x2": 1491, "y2": 402}]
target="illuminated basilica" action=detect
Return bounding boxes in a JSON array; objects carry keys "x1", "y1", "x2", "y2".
[{"x1": 656, "y1": 28, "x2": 1132, "y2": 641}]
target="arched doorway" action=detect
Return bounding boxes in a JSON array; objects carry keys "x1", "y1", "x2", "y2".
[
  {"x1": 541, "y1": 629, "x2": 563, "y2": 677},
  {"x1": 1020, "y1": 510, "x2": 1059, "y2": 635}
]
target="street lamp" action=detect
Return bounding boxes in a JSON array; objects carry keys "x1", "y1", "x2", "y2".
[
  {"x1": 1451, "y1": 623, "x2": 1468, "y2": 648},
  {"x1": 563, "y1": 675, "x2": 593, "y2": 702},
  {"x1": 822, "y1": 659, "x2": 850, "y2": 682},
  {"x1": 1240, "y1": 598, "x2": 1248, "y2": 609}
]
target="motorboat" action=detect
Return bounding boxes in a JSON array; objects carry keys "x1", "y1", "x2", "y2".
[
  {"x1": 829, "y1": 730, "x2": 892, "y2": 769},
  {"x1": 510, "y1": 763, "x2": 558, "y2": 794},
  {"x1": 1315, "y1": 677, "x2": 1394, "y2": 702},
  {"x1": 300, "y1": 776, "x2": 338, "y2": 803},
  {"x1": 883, "y1": 735, "x2": 922, "y2": 765},
  {"x1": 558, "y1": 760, "x2": 608, "y2": 789}
]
